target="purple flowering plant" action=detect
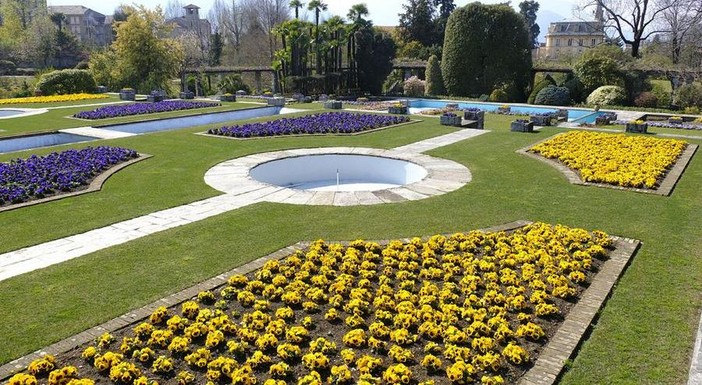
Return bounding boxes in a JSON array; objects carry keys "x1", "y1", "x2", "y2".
[
  {"x1": 208, "y1": 112, "x2": 410, "y2": 138},
  {"x1": 0, "y1": 146, "x2": 138, "y2": 205},
  {"x1": 74, "y1": 101, "x2": 221, "y2": 120}
]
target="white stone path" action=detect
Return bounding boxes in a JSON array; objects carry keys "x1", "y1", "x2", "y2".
[{"x1": 0, "y1": 128, "x2": 488, "y2": 283}]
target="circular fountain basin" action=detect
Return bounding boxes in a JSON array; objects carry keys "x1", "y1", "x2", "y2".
[
  {"x1": 250, "y1": 154, "x2": 428, "y2": 192},
  {"x1": 204, "y1": 147, "x2": 472, "y2": 206}
]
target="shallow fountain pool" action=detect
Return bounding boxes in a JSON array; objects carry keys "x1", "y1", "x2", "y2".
[{"x1": 250, "y1": 154, "x2": 428, "y2": 192}]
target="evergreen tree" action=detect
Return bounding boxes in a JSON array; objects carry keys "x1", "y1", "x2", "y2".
[
  {"x1": 518, "y1": 0, "x2": 540, "y2": 48},
  {"x1": 398, "y1": 0, "x2": 437, "y2": 47}
]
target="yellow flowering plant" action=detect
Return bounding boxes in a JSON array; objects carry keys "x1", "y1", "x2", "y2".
[{"x1": 0, "y1": 93, "x2": 109, "y2": 105}]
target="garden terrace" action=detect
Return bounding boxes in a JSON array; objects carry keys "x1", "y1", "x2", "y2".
[
  {"x1": 73, "y1": 101, "x2": 222, "y2": 120},
  {"x1": 0, "y1": 107, "x2": 700, "y2": 385}
]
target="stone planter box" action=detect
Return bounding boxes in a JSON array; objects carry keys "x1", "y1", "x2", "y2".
[
  {"x1": 668, "y1": 117, "x2": 684, "y2": 125},
  {"x1": 625, "y1": 123, "x2": 648, "y2": 133},
  {"x1": 440, "y1": 115, "x2": 463, "y2": 126},
  {"x1": 96, "y1": 85, "x2": 107, "y2": 93},
  {"x1": 324, "y1": 101, "x2": 342, "y2": 109},
  {"x1": 388, "y1": 106, "x2": 408, "y2": 114},
  {"x1": 147, "y1": 95, "x2": 164, "y2": 103},
  {"x1": 445, "y1": 103, "x2": 459, "y2": 109},
  {"x1": 179, "y1": 91, "x2": 194, "y2": 99},
  {"x1": 220, "y1": 94, "x2": 236, "y2": 102},
  {"x1": 530, "y1": 114, "x2": 553, "y2": 126},
  {"x1": 463, "y1": 110, "x2": 485, "y2": 129},
  {"x1": 511, "y1": 120, "x2": 534, "y2": 132},
  {"x1": 119, "y1": 90, "x2": 135, "y2": 101},
  {"x1": 595, "y1": 116, "x2": 611, "y2": 126},
  {"x1": 235, "y1": 90, "x2": 248, "y2": 96},
  {"x1": 497, "y1": 106, "x2": 511, "y2": 114},
  {"x1": 555, "y1": 108, "x2": 569, "y2": 120},
  {"x1": 268, "y1": 97, "x2": 286, "y2": 107}
]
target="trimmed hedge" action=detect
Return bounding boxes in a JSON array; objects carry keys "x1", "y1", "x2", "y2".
[
  {"x1": 424, "y1": 55, "x2": 445, "y2": 96},
  {"x1": 534, "y1": 85, "x2": 571, "y2": 106},
  {"x1": 35, "y1": 69, "x2": 96, "y2": 95},
  {"x1": 441, "y1": 2, "x2": 531, "y2": 97}
]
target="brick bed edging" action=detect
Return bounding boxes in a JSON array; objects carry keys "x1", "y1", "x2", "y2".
[
  {"x1": 517, "y1": 133, "x2": 698, "y2": 196},
  {"x1": 0, "y1": 220, "x2": 640, "y2": 383},
  {"x1": 518, "y1": 236, "x2": 640, "y2": 385},
  {"x1": 0, "y1": 153, "x2": 152, "y2": 213}
]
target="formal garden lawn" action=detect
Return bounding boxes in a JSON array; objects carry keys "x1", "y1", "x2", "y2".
[{"x1": 0, "y1": 106, "x2": 700, "y2": 384}]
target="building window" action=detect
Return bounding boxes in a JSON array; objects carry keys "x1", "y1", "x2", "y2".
[
  {"x1": 555, "y1": 39, "x2": 560, "y2": 47},
  {"x1": 567, "y1": 39, "x2": 573, "y2": 46},
  {"x1": 591, "y1": 38, "x2": 596, "y2": 46},
  {"x1": 578, "y1": 39, "x2": 583, "y2": 46}
]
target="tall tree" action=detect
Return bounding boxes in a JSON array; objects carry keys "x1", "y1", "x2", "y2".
[
  {"x1": 433, "y1": 0, "x2": 455, "y2": 44},
  {"x1": 164, "y1": 0, "x2": 185, "y2": 19},
  {"x1": 398, "y1": 0, "x2": 437, "y2": 47},
  {"x1": 307, "y1": 0, "x2": 327, "y2": 74},
  {"x1": 89, "y1": 5, "x2": 184, "y2": 92},
  {"x1": 519, "y1": 0, "x2": 540, "y2": 48},
  {"x1": 588, "y1": 0, "x2": 674, "y2": 58},
  {"x1": 346, "y1": 3, "x2": 369, "y2": 89},
  {"x1": 289, "y1": 0, "x2": 304, "y2": 19},
  {"x1": 657, "y1": 0, "x2": 702, "y2": 64},
  {"x1": 209, "y1": 31, "x2": 224, "y2": 65},
  {"x1": 355, "y1": 27, "x2": 396, "y2": 94}
]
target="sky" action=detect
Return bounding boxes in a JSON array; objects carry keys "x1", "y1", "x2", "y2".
[{"x1": 46, "y1": 0, "x2": 587, "y2": 38}]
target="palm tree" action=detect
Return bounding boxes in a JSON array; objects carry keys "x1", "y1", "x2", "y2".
[
  {"x1": 322, "y1": 16, "x2": 345, "y2": 73},
  {"x1": 289, "y1": 0, "x2": 304, "y2": 19},
  {"x1": 346, "y1": 3, "x2": 369, "y2": 89},
  {"x1": 307, "y1": 0, "x2": 327, "y2": 74}
]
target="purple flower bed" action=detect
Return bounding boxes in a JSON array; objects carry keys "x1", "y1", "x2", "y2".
[
  {"x1": 0, "y1": 146, "x2": 138, "y2": 205},
  {"x1": 613, "y1": 119, "x2": 702, "y2": 131},
  {"x1": 207, "y1": 112, "x2": 411, "y2": 138},
  {"x1": 73, "y1": 100, "x2": 221, "y2": 120}
]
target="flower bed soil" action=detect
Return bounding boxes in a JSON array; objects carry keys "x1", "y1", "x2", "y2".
[{"x1": 6, "y1": 222, "x2": 615, "y2": 385}]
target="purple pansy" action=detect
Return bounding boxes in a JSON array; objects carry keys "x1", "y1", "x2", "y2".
[
  {"x1": 0, "y1": 146, "x2": 138, "y2": 206},
  {"x1": 74, "y1": 101, "x2": 221, "y2": 120},
  {"x1": 207, "y1": 112, "x2": 410, "y2": 138}
]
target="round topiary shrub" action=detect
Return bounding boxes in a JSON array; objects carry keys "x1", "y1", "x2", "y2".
[
  {"x1": 403, "y1": 76, "x2": 426, "y2": 97},
  {"x1": 633, "y1": 91, "x2": 658, "y2": 108},
  {"x1": 527, "y1": 75, "x2": 555, "y2": 104},
  {"x1": 35, "y1": 69, "x2": 96, "y2": 95},
  {"x1": 586, "y1": 85, "x2": 627, "y2": 106},
  {"x1": 534, "y1": 85, "x2": 571, "y2": 106},
  {"x1": 489, "y1": 87, "x2": 509, "y2": 102}
]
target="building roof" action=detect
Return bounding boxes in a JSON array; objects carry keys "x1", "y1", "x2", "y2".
[
  {"x1": 47, "y1": 5, "x2": 89, "y2": 15},
  {"x1": 546, "y1": 20, "x2": 603, "y2": 36},
  {"x1": 184, "y1": 4, "x2": 200, "y2": 9}
]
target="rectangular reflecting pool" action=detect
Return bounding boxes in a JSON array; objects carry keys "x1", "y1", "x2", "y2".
[
  {"x1": 98, "y1": 106, "x2": 283, "y2": 134},
  {"x1": 408, "y1": 99, "x2": 605, "y2": 123},
  {"x1": 0, "y1": 132, "x2": 97, "y2": 154}
]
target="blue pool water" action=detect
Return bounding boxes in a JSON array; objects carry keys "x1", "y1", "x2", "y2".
[
  {"x1": 0, "y1": 109, "x2": 24, "y2": 118},
  {"x1": 0, "y1": 106, "x2": 284, "y2": 154},
  {"x1": 408, "y1": 99, "x2": 604, "y2": 123},
  {"x1": 99, "y1": 106, "x2": 283, "y2": 134},
  {"x1": 0, "y1": 132, "x2": 96, "y2": 154}
]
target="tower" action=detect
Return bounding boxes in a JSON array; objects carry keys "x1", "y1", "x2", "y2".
[
  {"x1": 595, "y1": 1, "x2": 604, "y2": 23},
  {"x1": 184, "y1": 4, "x2": 200, "y2": 20}
]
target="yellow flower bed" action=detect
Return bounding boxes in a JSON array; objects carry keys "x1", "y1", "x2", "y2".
[
  {"x1": 530, "y1": 131, "x2": 686, "y2": 189},
  {"x1": 0, "y1": 93, "x2": 109, "y2": 105},
  {"x1": 7, "y1": 222, "x2": 612, "y2": 385}
]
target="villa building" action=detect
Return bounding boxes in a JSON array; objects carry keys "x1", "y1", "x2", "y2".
[
  {"x1": 167, "y1": 4, "x2": 211, "y2": 46},
  {"x1": 534, "y1": 4, "x2": 606, "y2": 60},
  {"x1": 47, "y1": 5, "x2": 112, "y2": 47}
]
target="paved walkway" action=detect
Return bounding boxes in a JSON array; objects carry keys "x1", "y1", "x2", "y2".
[{"x1": 0, "y1": 128, "x2": 488, "y2": 283}]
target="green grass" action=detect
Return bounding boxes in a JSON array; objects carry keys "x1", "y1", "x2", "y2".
[{"x1": 0, "y1": 108, "x2": 701, "y2": 384}]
